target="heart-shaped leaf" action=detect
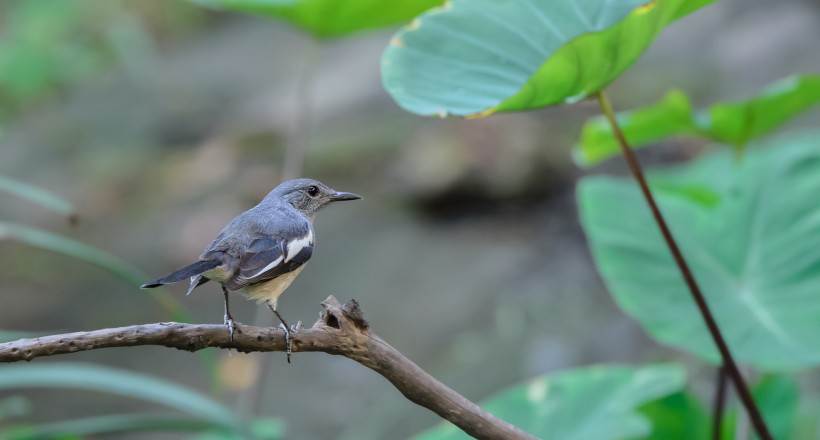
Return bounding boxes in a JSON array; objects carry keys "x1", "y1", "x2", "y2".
[
  {"x1": 575, "y1": 75, "x2": 820, "y2": 166},
  {"x1": 579, "y1": 130, "x2": 820, "y2": 369},
  {"x1": 413, "y1": 364, "x2": 685, "y2": 440},
  {"x1": 382, "y1": 0, "x2": 714, "y2": 117},
  {"x1": 193, "y1": 0, "x2": 443, "y2": 38}
]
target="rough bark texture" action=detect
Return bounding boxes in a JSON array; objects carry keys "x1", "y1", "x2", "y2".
[{"x1": 0, "y1": 296, "x2": 537, "y2": 440}]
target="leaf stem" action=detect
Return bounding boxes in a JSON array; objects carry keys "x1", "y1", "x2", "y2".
[
  {"x1": 712, "y1": 365, "x2": 727, "y2": 440},
  {"x1": 282, "y1": 36, "x2": 322, "y2": 180},
  {"x1": 594, "y1": 90, "x2": 772, "y2": 440},
  {"x1": 237, "y1": 36, "x2": 324, "y2": 417}
]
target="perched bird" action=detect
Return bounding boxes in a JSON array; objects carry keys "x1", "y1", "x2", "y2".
[{"x1": 141, "y1": 178, "x2": 361, "y2": 360}]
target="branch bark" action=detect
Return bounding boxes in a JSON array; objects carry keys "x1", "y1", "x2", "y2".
[{"x1": 0, "y1": 296, "x2": 536, "y2": 440}]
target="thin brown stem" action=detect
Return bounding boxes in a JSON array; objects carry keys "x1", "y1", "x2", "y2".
[
  {"x1": 0, "y1": 296, "x2": 536, "y2": 440},
  {"x1": 240, "y1": 36, "x2": 323, "y2": 416},
  {"x1": 712, "y1": 365, "x2": 728, "y2": 440},
  {"x1": 281, "y1": 37, "x2": 321, "y2": 181},
  {"x1": 595, "y1": 90, "x2": 772, "y2": 440}
]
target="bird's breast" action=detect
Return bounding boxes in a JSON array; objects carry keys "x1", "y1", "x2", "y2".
[{"x1": 238, "y1": 266, "x2": 305, "y2": 304}]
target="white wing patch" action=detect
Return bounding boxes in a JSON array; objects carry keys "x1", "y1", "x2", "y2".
[
  {"x1": 245, "y1": 255, "x2": 284, "y2": 280},
  {"x1": 285, "y1": 230, "x2": 313, "y2": 263}
]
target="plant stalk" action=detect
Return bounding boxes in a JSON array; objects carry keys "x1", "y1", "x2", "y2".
[
  {"x1": 237, "y1": 36, "x2": 324, "y2": 418},
  {"x1": 594, "y1": 90, "x2": 772, "y2": 440},
  {"x1": 712, "y1": 365, "x2": 728, "y2": 440}
]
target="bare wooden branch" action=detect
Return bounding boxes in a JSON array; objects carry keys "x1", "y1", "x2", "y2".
[{"x1": 0, "y1": 296, "x2": 537, "y2": 440}]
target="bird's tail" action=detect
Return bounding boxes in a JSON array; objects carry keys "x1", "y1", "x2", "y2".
[{"x1": 140, "y1": 260, "x2": 220, "y2": 289}]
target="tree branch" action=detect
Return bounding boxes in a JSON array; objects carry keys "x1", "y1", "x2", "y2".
[{"x1": 0, "y1": 296, "x2": 536, "y2": 440}]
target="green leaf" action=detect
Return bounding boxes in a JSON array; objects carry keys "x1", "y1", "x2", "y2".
[
  {"x1": 382, "y1": 0, "x2": 714, "y2": 117},
  {"x1": 718, "y1": 374, "x2": 799, "y2": 439},
  {"x1": 575, "y1": 75, "x2": 820, "y2": 166},
  {"x1": 753, "y1": 374, "x2": 798, "y2": 440},
  {"x1": 413, "y1": 364, "x2": 685, "y2": 440},
  {"x1": 0, "y1": 413, "x2": 228, "y2": 440},
  {"x1": 192, "y1": 0, "x2": 443, "y2": 38},
  {"x1": 708, "y1": 75, "x2": 820, "y2": 147},
  {"x1": 0, "y1": 222, "x2": 222, "y2": 393},
  {"x1": 0, "y1": 363, "x2": 243, "y2": 433},
  {"x1": 575, "y1": 90, "x2": 696, "y2": 166},
  {"x1": 578, "y1": 130, "x2": 820, "y2": 369},
  {"x1": 196, "y1": 418, "x2": 284, "y2": 440},
  {"x1": 632, "y1": 391, "x2": 709, "y2": 439},
  {"x1": 0, "y1": 175, "x2": 75, "y2": 221},
  {"x1": 0, "y1": 221, "x2": 189, "y2": 321}
]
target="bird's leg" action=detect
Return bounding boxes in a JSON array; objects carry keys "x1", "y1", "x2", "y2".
[
  {"x1": 268, "y1": 301, "x2": 296, "y2": 363},
  {"x1": 222, "y1": 286, "x2": 236, "y2": 344}
]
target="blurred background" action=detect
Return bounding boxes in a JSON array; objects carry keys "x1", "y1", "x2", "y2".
[{"x1": 0, "y1": 0, "x2": 819, "y2": 438}]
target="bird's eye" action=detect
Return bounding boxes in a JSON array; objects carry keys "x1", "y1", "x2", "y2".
[{"x1": 307, "y1": 186, "x2": 319, "y2": 197}]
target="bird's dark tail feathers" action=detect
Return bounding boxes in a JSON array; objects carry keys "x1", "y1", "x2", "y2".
[{"x1": 140, "y1": 260, "x2": 220, "y2": 289}]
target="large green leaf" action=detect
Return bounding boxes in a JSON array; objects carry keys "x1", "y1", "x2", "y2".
[
  {"x1": 413, "y1": 364, "x2": 685, "y2": 440},
  {"x1": 382, "y1": 0, "x2": 714, "y2": 117},
  {"x1": 0, "y1": 363, "x2": 243, "y2": 433},
  {"x1": 579, "y1": 130, "x2": 820, "y2": 369},
  {"x1": 193, "y1": 0, "x2": 443, "y2": 38},
  {"x1": 575, "y1": 75, "x2": 820, "y2": 165},
  {"x1": 0, "y1": 175, "x2": 76, "y2": 221}
]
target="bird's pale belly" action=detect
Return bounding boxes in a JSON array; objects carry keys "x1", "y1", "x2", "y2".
[{"x1": 239, "y1": 266, "x2": 305, "y2": 306}]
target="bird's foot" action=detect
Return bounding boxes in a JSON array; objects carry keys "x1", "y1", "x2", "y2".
[
  {"x1": 291, "y1": 320, "x2": 303, "y2": 334},
  {"x1": 224, "y1": 314, "x2": 238, "y2": 344},
  {"x1": 278, "y1": 323, "x2": 293, "y2": 364}
]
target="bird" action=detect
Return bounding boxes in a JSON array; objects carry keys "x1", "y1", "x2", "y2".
[{"x1": 141, "y1": 178, "x2": 361, "y2": 361}]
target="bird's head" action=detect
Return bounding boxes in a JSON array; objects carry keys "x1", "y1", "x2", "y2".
[{"x1": 269, "y1": 178, "x2": 361, "y2": 218}]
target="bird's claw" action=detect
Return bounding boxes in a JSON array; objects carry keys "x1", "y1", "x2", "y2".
[
  {"x1": 291, "y1": 320, "x2": 303, "y2": 333},
  {"x1": 279, "y1": 323, "x2": 293, "y2": 363},
  {"x1": 224, "y1": 314, "x2": 237, "y2": 344}
]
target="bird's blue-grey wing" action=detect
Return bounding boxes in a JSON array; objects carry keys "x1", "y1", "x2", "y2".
[{"x1": 227, "y1": 227, "x2": 313, "y2": 290}]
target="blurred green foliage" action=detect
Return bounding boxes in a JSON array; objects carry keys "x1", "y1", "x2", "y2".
[
  {"x1": 0, "y1": 363, "x2": 282, "y2": 439},
  {"x1": 193, "y1": 0, "x2": 443, "y2": 38},
  {"x1": 0, "y1": 175, "x2": 76, "y2": 220},
  {"x1": 382, "y1": 0, "x2": 820, "y2": 438},
  {"x1": 575, "y1": 75, "x2": 820, "y2": 165},
  {"x1": 635, "y1": 391, "x2": 710, "y2": 440},
  {"x1": 414, "y1": 365, "x2": 686, "y2": 440},
  {"x1": 0, "y1": 0, "x2": 205, "y2": 121},
  {"x1": 1, "y1": 0, "x2": 819, "y2": 438}
]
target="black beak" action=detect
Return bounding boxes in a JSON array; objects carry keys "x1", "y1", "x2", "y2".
[{"x1": 331, "y1": 191, "x2": 362, "y2": 201}]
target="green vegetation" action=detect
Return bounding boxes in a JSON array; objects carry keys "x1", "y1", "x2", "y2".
[{"x1": 1, "y1": 0, "x2": 818, "y2": 438}]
